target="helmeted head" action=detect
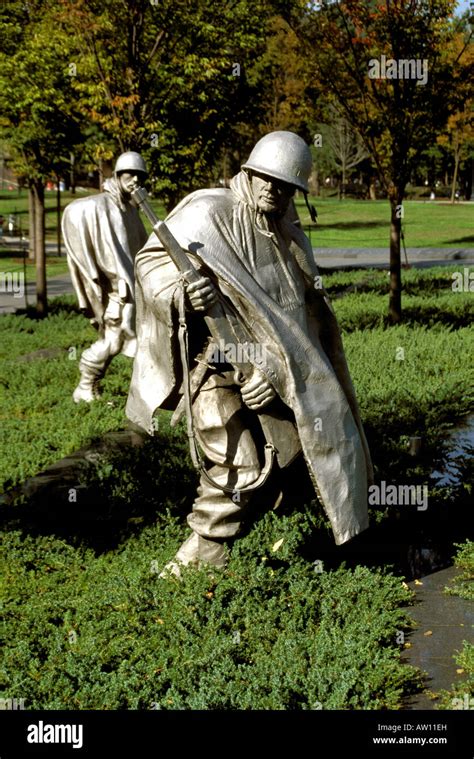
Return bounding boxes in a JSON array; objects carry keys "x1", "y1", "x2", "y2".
[
  {"x1": 241, "y1": 131, "x2": 312, "y2": 216},
  {"x1": 114, "y1": 151, "x2": 148, "y2": 198}
]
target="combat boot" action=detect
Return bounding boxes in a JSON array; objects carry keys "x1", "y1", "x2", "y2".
[
  {"x1": 72, "y1": 358, "x2": 103, "y2": 403},
  {"x1": 159, "y1": 532, "x2": 229, "y2": 579}
]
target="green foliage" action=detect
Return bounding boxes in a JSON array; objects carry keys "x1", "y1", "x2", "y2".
[
  {"x1": 0, "y1": 298, "x2": 130, "y2": 492},
  {"x1": 301, "y1": 0, "x2": 464, "y2": 195},
  {"x1": 445, "y1": 541, "x2": 474, "y2": 601},
  {"x1": 0, "y1": 268, "x2": 472, "y2": 710},
  {"x1": 245, "y1": 14, "x2": 317, "y2": 137},
  {"x1": 333, "y1": 291, "x2": 474, "y2": 331},
  {"x1": 0, "y1": 0, "x2": 82, "y2": 181},
  {"x1": 0, "y1": 514, "x2": 419, "y2": 710},
  {"x1": 55, "y1": 0, "x2": 282, "y2": 208},
  {"x1": 323, "y1": 265, "x2": 468, "y2": 296},
  {"x1": 1, "y1": 280, "x2": 473, "y2": 494},
  {"x1": 436, "y1": 642, "x2": 474, "y2": 710},
  {"x1": 320, "y1": 268, "x2": 474, "y2": 442},
  {"x1": 341, "y1": 314, "x2": 473, "y2": 492},
  {"x1": 341, "y1": 328, "x2": 473, "y2": 438}
]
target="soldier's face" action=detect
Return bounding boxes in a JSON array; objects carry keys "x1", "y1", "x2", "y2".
[
  {"x1": 118, "y1": 171, "x2": 142, "y2": 197},
  {"x1": 251, "y1": 172, "x2": 295, "y2": 215}
]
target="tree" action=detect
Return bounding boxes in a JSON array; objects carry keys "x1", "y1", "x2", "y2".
[
  {"x1": 436, "y1": 28, "x2": 474, "y2": 202},
  {"x1": 215, "y1": 7, "x2": 322, "y2": 184},
  {"x1": 310, "y1": 133, "x2": 338, "y2": 197},
  {"x1": 439, "y1": 106, "x2": 474, "y2": 201},
  {"x1": 245, "y1": 14, "x2": 318, "y2": 135},
  {"x1": 320, "y1": 105, "x2": 369, "y2": 198},
  {"x1": 0, "y1": 0, "x2": 83, "y2": 316},
  {"x1": 60, "y1": 0, "x2": 283, "y2": 209},
  {"x1": 293, "y1": 0, "x2": 473, "y2": 322}
]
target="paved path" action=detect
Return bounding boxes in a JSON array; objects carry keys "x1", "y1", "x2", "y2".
[
  {"x1": 0, "y1": 236, "x2": 67, "y2": 255},
  {"x1": 1, "y1": 247, "x2": 473, "y2": 315},
  {"x1": 315, "y1": 247, "x2": 474, "y2": 269},
  {"x1": 402, "y1": 566, "x2": 473, "y2": 710},
  {"x1": 0, "y1": 274, "x2": 74, "y2": 314}
]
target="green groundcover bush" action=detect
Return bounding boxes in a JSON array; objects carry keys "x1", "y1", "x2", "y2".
[
  {"x1": 1, "y1": 512, "x2": 421, "y2": 710},
  {"x1": 0, "y1": 267, "x2": 472, "y2": 710},
  {"x1": 436, "y1": 643, "x2": 474, "y2": 710},
  {"x1": 0, "y1": 299, "x2": 131, "y2": 491},
  {"x1": 334, "y1": 291, "x2": 473, "y2": 332},
  {"x1": 1, "y1": 270, "x2": 472, "y2": 492},
  {"x1": 445, "y1": 541, "x2": 474, "y2": 602},
  {"x1": 322, "y1": 265, "x2": 470, "y2": 297}
]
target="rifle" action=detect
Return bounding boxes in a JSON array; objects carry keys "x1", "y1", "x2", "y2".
[{"x1": 131, "y1": 184, "x2": 302, "y2": 492}]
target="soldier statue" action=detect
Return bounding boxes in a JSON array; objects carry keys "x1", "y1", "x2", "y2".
[
  {"x1": 126, "y1": 132, "x2": 373, "y2": 577},
  {"x1": 62, "y1": 151, "x2": 149, "y2": 403}
]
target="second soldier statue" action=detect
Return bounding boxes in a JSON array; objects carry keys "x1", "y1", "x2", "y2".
[{"x1": 62, "y1": 151, "x2": 148, "y2": 403}]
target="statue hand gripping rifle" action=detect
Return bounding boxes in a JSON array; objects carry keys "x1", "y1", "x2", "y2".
[
  {"x1": 126, "y1": 132, "x2": 373, "y2": 577},
  {"x1": 62, "y1": 151, "x2": 149, "y2": 403}
]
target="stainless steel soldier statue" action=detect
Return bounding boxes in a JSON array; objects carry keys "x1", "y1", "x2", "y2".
[
  {"x1": 126, "y1": 132, "x2": 373, "y2": 577},
  {"x1": 62, "y1": 151, "x2": 149, "y2": 403}
]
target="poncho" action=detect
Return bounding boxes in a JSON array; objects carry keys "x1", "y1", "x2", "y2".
[
  {"x1": 126, "y1": 172, "x2": 372, "y2": 544},
  {"x1": 61, "y1": 177, "x2": 148, "y2": 343}
]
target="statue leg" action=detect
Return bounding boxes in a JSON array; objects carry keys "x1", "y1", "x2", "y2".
[
  {"x1": 160, "y1": 376, "x2": 262, "y2": 577},
  {"x1": 73, "y1": 323, "x2": 124, "y2": 403}
]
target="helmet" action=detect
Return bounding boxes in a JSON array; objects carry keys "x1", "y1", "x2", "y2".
[
  {"x1": 242, "y1": 131, "x2": 312, "y2": 193},
  {"x1": 114, "y1": 151, "x2": 148, "y2": 177}
]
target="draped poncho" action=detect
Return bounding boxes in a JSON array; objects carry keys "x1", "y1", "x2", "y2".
[{"x1": 61, "y1": 177, "x2": 148, "y2": 350}]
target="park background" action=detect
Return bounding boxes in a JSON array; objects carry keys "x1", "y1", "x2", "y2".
[{"x1": 0, "y1": 0, "x2": 473, "y2": 711}]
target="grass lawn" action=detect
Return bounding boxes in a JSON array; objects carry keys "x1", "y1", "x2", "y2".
[
  {"x1": 0, "y1": 188, "x2": 167, "y2": 242},
  {"x1": 0, "y1": 255, "x2": 70, "y2": 282},
  {"x1": 1, "y1": 190, "x2": 472, "y2": 259},
  {"x1": 0, "y1": 188, "x2": 168, "y2": 281},
  {"x1": 296, "y1": 197, "x2": 474, "y2": 248}
]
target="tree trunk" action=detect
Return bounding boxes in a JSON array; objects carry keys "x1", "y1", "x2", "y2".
[
  {"x1": 28, "y1": 184, "x2": 36, "y2": 261},
  {"x1": 222, "y1": 150, "x2": 228, "y2": 187},
  {"x1": 33, "y1": 180, "x2": 47, "y2": 317},
  {"x1": 369, "y1": 178, "x2": 377, "y2": 200},
  {"x1": 467, "y1": 157, "x2": 474, "y2": 201},
  {"x1": 56, "y1": 177, "x2": 61, "y2": 256},
  {"x1": 313, "y1": 168, "x2": 320, "y2": 197},
  {"x1": 70, "y1": 152, "x2": 76, "y2": 195},
  {"x1": 389, "y1": 194, "x2": 402, "y2": 324},
  {"x1": 98, "y1": 158, "x2": 104, "y2": 191},
  {"x1": 451, "y1": 149, "x2": 460, "y2": 204}
]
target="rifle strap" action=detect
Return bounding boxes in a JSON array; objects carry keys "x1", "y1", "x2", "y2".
[{"x1": 177, "y1": 280, "x2": 275, "y2": 494}]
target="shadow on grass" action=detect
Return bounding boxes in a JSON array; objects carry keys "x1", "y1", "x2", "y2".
[
  {"x1": 444, "y1": 236, "x2": 474, "y2": 245},
  {"x1": 2, "y1": 419, "x2": 471, "y2": 582},
  {"x1": 256, "y1": 447, "x2": 472, "y2": 580},
  {"x1": 0, "y1": 425, "x2": 196, "y2": 554},
  {"x1": 0, "y1": 248, "x2": 27, "y2": 258},
  {"x1": 396, "y1": 306, "x2": 470, "y2": 330},
  {"x1": 340, "y1": 304, "x2": 472, "y2": 333},
  {"x1": 318, "y1": 220, "x2": 387, "y2": 230},
  {"x1": 10, "y1": 298, "x2": 82, "y2": 320}
]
